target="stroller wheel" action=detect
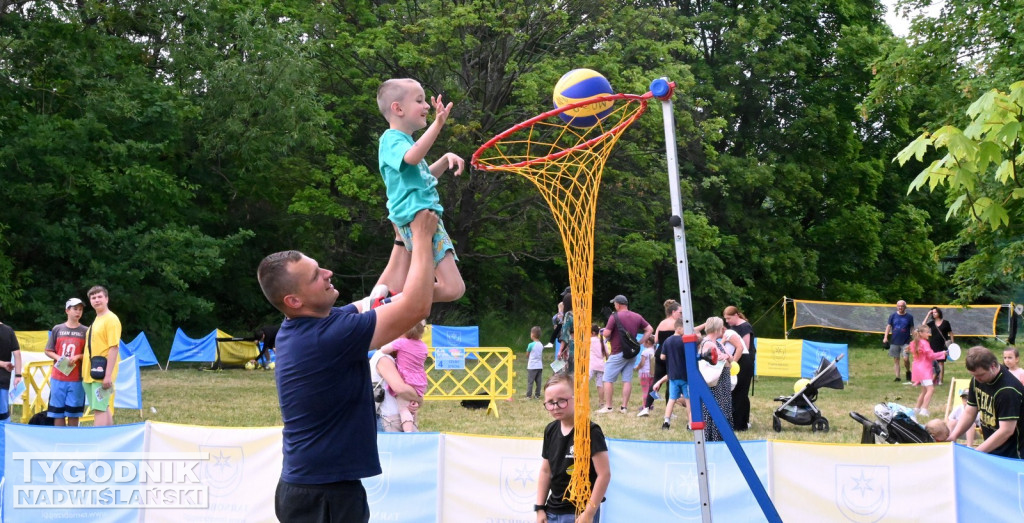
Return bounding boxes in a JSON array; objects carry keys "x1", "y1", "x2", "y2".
[
  {"x1": 813, "y1": 417, "x2": 830, "y2": 433},
  {"x1": 772, "y1": 414, "x2": 782, "y2": 433}
]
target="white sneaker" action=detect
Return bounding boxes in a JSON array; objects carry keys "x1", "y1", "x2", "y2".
[
  {"x1": 637, "y1": 407, "x2": 650, "y2": 417},
  {"x1": 919, "y1": 408, "x2": 929, "y2": 417},
  {"x1": 595, "y1": 406, "x2": 613, "y2": 414}
]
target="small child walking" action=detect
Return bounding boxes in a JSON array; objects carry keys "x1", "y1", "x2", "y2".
[
  {"x1": 526, "y1": 326, "x2": 544, "y2": 399},
  {"x1": 535, "y1": 373, "x2": 610, "y2": 523},
  {"x1": 381, "y1": 320, "x2": 429, "y2": 432},
  {"x1": 909, "y1": 324, "x2": 946, "y2": 417},
  {"x1": 637, "y1": 337, "x2": 656, "y2": 412},
  {"x1": 373, "y1": 78, "x2": 466, "y2": 305},
  {"x1": 589, "y1": 324, "x2": 607, "y2": 385}
]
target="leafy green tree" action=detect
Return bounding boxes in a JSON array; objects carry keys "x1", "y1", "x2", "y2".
[
  {"x1": 871, "y1": 0, "x2": 1024, "y2": 303},
  {"x1": 0, "y1": 1, "x2": 325, "y2": 347},
  {"x1": 649, "y1": 0, "x2": 938, "y2": 315},
  {"x1": 896, "y1": 82, "x2": 1024, "y2": 301}
]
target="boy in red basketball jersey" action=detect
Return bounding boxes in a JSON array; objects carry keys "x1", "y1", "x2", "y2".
[{"x1": 44, "y1": 298, "x2": 90, "y2": 426}]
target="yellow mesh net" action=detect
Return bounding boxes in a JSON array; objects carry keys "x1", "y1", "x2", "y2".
[{"x1": 473, "y1": 94, "x2": 648, "y2": 515}]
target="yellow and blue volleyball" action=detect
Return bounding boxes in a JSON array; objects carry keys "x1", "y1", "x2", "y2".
[{"x1": 552, "y1": 69, "x2": 615, "y2": 127}]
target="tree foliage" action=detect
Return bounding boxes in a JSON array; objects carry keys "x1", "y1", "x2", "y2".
[
  {"x1": 897, "y1": 82, "x2": 1024, "y2": 301},
  {"x1": 871, "y1": 0, "x2": 1024, "y2": 303},
  {"x1": 0, "y1": 0, "x2": 961, "y2": 348}
]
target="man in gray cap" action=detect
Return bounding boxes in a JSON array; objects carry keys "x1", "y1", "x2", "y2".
[{"x1": 597, "y1": 295, "x2": 652, "y2": 414}]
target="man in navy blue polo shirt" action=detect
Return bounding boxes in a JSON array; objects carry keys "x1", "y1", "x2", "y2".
[{"x1": 257, "y1": 210, "x2": 438, "y2": 523}]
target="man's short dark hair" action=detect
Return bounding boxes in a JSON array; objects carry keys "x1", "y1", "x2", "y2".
[
  {"x1": 257, "y1": 251, "x2": 304, "y2": 312},
  {"x1": 964, "y1": 346, "x2": 998, "y2": 371}
]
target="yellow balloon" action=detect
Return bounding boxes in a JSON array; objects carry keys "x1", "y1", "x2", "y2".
[
  {"x1": 793, "y1": 378, "x2": 810, "y2": 394},
  {"x1": 731, "y1": 362, "x2": 741, "y2": 376}
]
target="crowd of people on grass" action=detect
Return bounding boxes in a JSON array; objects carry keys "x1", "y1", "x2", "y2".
[
  {"x1": 881, "y1": 299, "x2": 1024, "y2": 459},
  {"x1": 882, "y1": 299, "x2": 1024, "y2": 461},
  {"x1": 544, "y1": 293, "x2": 757, "y2": 443}
]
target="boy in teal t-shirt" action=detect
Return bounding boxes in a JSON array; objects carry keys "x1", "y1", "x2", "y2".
[{"x1": 373, "y1": 78, "x2": 466, "y2": 305}]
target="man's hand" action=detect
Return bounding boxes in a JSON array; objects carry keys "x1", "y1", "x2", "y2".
[
  {"x1": 102, "y1": 376, "x2": 112, "y2": 390},
  {"x1": 0, "y1": 361, "x2": 12, "y2": 372},
  {"x1": 410, "y1": 209, "x2": 439, "y2": 239}
]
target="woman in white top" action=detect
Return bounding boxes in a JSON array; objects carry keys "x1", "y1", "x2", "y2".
[{"x1": 369, "y1": 350, "x2": 423, "y2": 432}]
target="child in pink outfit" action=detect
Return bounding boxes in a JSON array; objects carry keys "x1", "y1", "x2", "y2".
[
  {"x1": 909, "y1": 324, "x2": 946, "y2": 418},
  {"x1": 589, "y1": 324, "x2": 607, "y2": 384},
  {"x1": 638, "y1": 337, "x2": 656, "y2": 409},
  {"x1": 382, "y1": 320, "x2": 429, "y2": 432}
]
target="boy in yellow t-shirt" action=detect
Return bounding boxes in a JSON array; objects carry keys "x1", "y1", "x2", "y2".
[{"x1": 83, "y1": 285, "x2": 121, "y2": 426}]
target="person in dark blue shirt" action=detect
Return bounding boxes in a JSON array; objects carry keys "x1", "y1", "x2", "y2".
[
  {"x1": 884, "y1": 300, "x2": 915, "y2": 382},
  {"x1": 257, "y1": 210, "x2": 438, "y2": 523},
  {"x1": 659, "y1": 319, "x2": 689, "y2": 430}
]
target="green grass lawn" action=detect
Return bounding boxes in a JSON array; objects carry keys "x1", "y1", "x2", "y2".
[{"x1": 16, "y1": 343, "x2": 976, "y2": 445}]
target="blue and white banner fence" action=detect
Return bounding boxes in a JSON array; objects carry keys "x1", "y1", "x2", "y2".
[{"x1": 1, "y1": 424, "x2": 1022, "y2": 522}]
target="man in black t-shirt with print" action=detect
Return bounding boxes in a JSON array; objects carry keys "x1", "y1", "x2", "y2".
[{"x1": 947, "y1": 346, "x2": 1024, "y2": 459}]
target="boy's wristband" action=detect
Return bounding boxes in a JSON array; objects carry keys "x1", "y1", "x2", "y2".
[{"x1": 533, "y1": 504, "x2": 547, "y2": 512}]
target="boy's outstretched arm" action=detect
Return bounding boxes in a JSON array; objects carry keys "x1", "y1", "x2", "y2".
[
  {"x1": 404, "y1": 94, "x2": 452, "y2": 167},
  {"x1": 429, "y1": 152, "x2": 464, "y2": 178}
]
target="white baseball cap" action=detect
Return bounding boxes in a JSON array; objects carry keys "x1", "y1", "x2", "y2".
[{"x1": 65, "y1": 297, "x2": 84, "y2": 309}]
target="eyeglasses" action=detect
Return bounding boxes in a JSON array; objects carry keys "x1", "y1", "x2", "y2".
[{"x1": 543, "y1": 398, "x2": 570, "y2": 410}]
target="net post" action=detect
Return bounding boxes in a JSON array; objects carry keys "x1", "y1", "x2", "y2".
[
  {"x1": 655, "y1": 76, "x2": 782, "y2": 523},
  {"x1": 783, "y1": 295, "x2": 788, "y2": 340},
  {"x1": 654, "y1": 77, "x2": 712, "y2": 523}
]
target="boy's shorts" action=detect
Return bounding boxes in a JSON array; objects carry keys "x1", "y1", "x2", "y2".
[
  {"x1": 84, "y1": 382, "x2": 112, "y2": 412},
  {"x1": 398, "y1": 218, "x2": 458, "y2": 266},
  {"x1": 47, "y1": 380, "x2": 86, "y2": 418},
  {"x1": 603, "y1": 353, "x2": 634, "y2": 383},
  {"x1": 590, "y1": 370, "x2": 604, "y2": 383},
  {"x1": 669, "y1": 379, "x2": 689, "y2": 400}
]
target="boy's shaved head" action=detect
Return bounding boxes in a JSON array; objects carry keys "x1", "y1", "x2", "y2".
[{"x1": 377, "y1": 78, "x2": 418, "y2": 120}]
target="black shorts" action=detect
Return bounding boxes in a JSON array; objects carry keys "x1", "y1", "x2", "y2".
[{"x1": 276, "y1": 478, "x2": 369, "y2": 523}]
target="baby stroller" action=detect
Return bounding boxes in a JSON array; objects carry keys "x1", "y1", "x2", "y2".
[
  {"x1": 772, "y1": 354, "x2": 845, "y2": 433},
  {"x1": 849, "y1": 403, "x2": 934, "y2": 444}
]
